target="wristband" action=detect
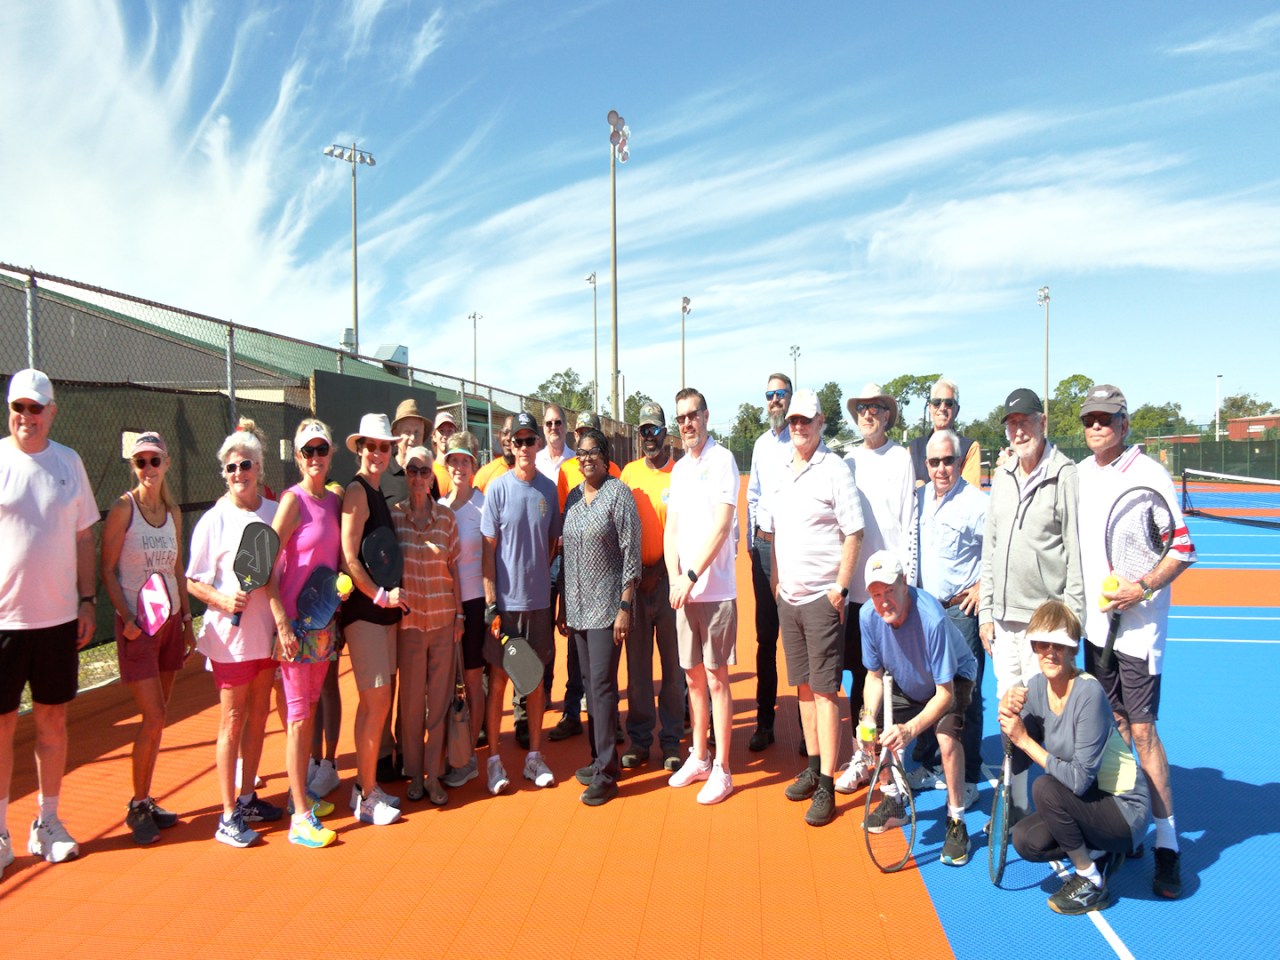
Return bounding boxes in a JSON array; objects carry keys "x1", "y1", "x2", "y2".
[{"x1": 374, "y1": 587, "x2": 390, "y2": 608}]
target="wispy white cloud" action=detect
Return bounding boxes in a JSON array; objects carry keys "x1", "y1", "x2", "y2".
[
  {"x1": 402, "y1": 8, "x2": 445, "y2": 79},
  {"x1": 1167, "y1": 12, "x2": 1280, "y2": 55}
]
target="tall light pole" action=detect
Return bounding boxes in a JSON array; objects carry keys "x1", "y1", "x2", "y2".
[
  {"x1": 470, "y1": 313, "x2": 482, "y2": 391},
  {"x1": 789, "y1": 344, "x2": 800, "y2": 388},
  {"x1": 681, "y1": 297, "x2": 692, "y2": 389},
  {"x1": 586, "y1": 273, "x2": 599, "y2": 413},
  {"x1": 1037, "y1": 285, "x2": 1050, "y2": 432},
  {"x1": 607, "y1": 109, "x2": 630, "y2": 421},
  {"x1": 618, "y1": 371, "x2": 626, "y2": 422},
  {"x1": 1216, "y1": 373, "x2": 1223, "y2": 441},
  {"x1": 323, "y1": 143, "x2": 376, "y2": 355}
]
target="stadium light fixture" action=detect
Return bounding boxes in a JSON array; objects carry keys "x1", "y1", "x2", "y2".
[
  {"x1": 790, "y1": 343, "x2": 800, "y2": 389},
  {"x1": 608, "y1": 109, "x2": 630, "y2": 420},
  {"x1": 324, "y1": 142, "x2": 376, "y2": 355}
]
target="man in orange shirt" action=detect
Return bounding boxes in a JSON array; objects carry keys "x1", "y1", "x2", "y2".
[
  {"x1": 619, "y1": 402, "x2": 685, "y2": 771},
  {"x1": 474, "y1": 416, "x2": 514, "y2": 492},
  {"x1": 430, "y1": 411, "x2": 457, "y2": 497}
]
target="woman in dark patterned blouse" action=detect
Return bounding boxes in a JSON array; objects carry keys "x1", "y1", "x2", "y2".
[{"x1": 557, "y1": 428, "x2": 641, "y2": 806}]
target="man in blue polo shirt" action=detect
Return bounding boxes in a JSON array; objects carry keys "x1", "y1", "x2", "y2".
[{"x1": 859, "y1": 550, "x2": 978, "y2": 867}]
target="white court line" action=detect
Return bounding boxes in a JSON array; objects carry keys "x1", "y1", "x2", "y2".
[
  {"x1": 1170, "y1": 614, "x2": 1280, "y2": 621},
  {"x1": 1167, "y1": 637, "x2": 1280, "y2": 644}
]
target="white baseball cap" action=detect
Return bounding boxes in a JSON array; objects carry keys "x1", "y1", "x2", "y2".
[
  {"x1": 8, "y1": 368, "x2": 54, "y2": 406},
  {"x1": 864, "y1": 550, "x2": 905, "y2": 588}
]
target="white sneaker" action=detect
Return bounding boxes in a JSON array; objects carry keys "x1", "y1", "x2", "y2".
[
  {"x1": 962, "y1": 782, "x2": 980, "y2": 811},
  {"x1": 668, "y1": 748, "x2": 713, "y2": 788},
  {"x1": 696, "y1": 762, "x2": 733, "y2": 805},
  {"x1": 310, "y1": 759, "x2": 341, "y2": 798},
  {"x1": 906, "y1": 764, "x2": 947, "y2": 792},
  {"x1": 28, "y1": 817, "x2": 80, "y2": 863},
  {"x1": 1, "y1": 831, "x2": 14, "y2": 873},
  {"x1": 835, "y1": 753, "x2": 873, "y2": 795},
  {"x1": 523, "y1": 753, "x2": 555, "y2": 788},
  {"x1": 349, "y1": 783, "x2": 401, "y2": 812},
  {"x1": 356, "y1": 791, "x2": 401, "y2": 826},
  {"x1": 487, "y1": 757, "x2": 510, "y2": 795}
]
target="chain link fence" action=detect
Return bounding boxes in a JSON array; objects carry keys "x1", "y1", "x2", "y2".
[{"x1": 2, "y1": 264, "x2": 635, "y2": 647}]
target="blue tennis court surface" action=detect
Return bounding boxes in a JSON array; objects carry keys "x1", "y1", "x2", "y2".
[{"x1": 909, "y1": 519, "x2": 1279, "y2": 959}]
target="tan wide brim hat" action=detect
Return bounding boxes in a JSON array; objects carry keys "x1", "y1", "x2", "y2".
[{"x1": 847, "y1": 382, "x2": 898, "y2": 431}]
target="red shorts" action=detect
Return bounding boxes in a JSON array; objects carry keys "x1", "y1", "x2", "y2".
[
  {"x1": 115, "y1": 614, "x2": 185, "y2": 683},
  {"x1": 209, "y1": 657, "x2": 275, "y2": 690}
]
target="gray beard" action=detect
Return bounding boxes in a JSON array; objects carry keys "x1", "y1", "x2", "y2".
[{"x1": 769, "y1": 411, "x2": 787, "y2": 433}]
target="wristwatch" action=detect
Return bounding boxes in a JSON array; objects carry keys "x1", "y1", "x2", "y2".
[
  {"x1": 618, "y1": 599, "x2": 631, "y2": 612},
  {"x1": 1137, "y1": 578, "x2": 1154, "y2": 601},
  {"x1": 686, "y1": 569, "x2": 698, "y2": 584},
  {"x1": 79, "y1": 595, "x2": 96, "y2": 605}
]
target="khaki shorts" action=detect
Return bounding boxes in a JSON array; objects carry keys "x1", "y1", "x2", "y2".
[
  {"x1": 346, "y1": 619, "x2": 398, "y2": 691},
  {"x1": 677, "y1": 599, "x2": 738, "y2": 671}
]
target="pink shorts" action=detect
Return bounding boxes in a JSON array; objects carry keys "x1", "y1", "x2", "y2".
[
  {"x1": 209, "y1": 657, "x2": 275, "y2": 690},
  {"x1": 115, "y1": 614, "x2": 185, "y2": 683},
  {"x1": 280, "y1": 659, "x2": 330, "y2": 722}
]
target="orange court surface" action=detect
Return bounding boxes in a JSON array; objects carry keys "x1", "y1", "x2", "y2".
[{"x1": 2, "y1": 477, "x2": 1275, "y2": 959}]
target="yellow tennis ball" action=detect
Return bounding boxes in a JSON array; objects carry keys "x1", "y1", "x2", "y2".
[
  {"x1": 1099, "y1": 574, "x2": 1119, "y2": 609},
  {"x1": 335, "y1": 573, "x2": 353, "y2": 597}
]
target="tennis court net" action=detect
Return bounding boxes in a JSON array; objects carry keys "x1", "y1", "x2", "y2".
[{"x1": 1181, "y1": 468, "x2": 1280, "y2": 528}]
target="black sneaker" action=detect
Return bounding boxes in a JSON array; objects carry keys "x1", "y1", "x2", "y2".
[
  {"x1": 940, "y1": 817, "x2": 970, "y2": 866},
  {"x1": 1153, "y1": 847, "x2": 1182, "y2": 899},
  {"x1": 125, "y1": 802, "x2": 160, "y2": 845},
  {"x1": 804, "y1": 786, "x2": 836, "y2": 827},
  {"x1": 547, "y1": 714, "x2": 583, "y2": 742},
  {"x1": 515, "y1": 720, "x2": 530, "y2": 750},
  {"x1": 748, "y1": 725, "x2": 775, "y2": 752},
  {"x1": 662, "y1": 747, "x2": 682, "y2": 772},
  {"x1": 1048, "y1": 873, "x2": 1110, "y2": 915},
  {"x1": 143, "y1": 797, "x2": 180, "y2": 830},
  {"x1": 620, "y1": 746, "x2": 649, "y2": 769},
  {"x1": 581, "y1": 781, "x2": 618, "y2": 807},
  {"x1": 575, "y1": 765, "x2": 597, "y2": 786},
  {"x1": 785, "y1": 767, "x2": 819, "y2": 802},
  {"x1": 864, "y1": 793, "x2": 906, "y2": 833}
]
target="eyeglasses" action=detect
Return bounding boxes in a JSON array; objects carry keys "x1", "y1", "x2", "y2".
[
  {"x1": 764, "y1": 389, "x2": 790, "y2": 402},
  {"x1": 787, "y1": 415, "x2": 814, "y2": 427},
  {"x1": 927, "y1": 455, "x2": 957, "y2": 468},
  {"x1": 545, "y1": 419, "x2": 563, "y2": 427},
  {"x1": 639, "y1": 424, "x2": 664, "y2": 439},
  {"x1": 360, "y1": 441, "x2": 392, "y2": 454},
  {"x1": 1082, "y1": 413, "x2": 1114, "y2": 428},
  {"x1": 929, "y1": 398, "x2": 957, "y2": 409},
  {"x1": 674, "y1": 410, "x2": 704, "y2": 424},
  {"x1": 133, "y1": 455, "x2": 163, "y2": 469},
  {"x1": 576, "y1": 447, "x2": 604, "y2": 460},
  {"x1": 511, "y1": 436, "x2": 538, "y2": 448},
  {"x1": 9, "y1": 401, "x2": 45, "y2": 415},
  {"x1": 299, "y1": 442, "x2": 330, "y2": 458},
  {"x1": 224, "y1": 459, "x2": 254, "y2": 474},
  {"x1": 855, "y1": 402, "x2": 888, "y2": 415},
  {"x1": 405, "y1": 464, "x2": 431, "y2": 476}
]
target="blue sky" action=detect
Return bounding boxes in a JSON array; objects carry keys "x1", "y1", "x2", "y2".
[{"x1": 3, "y1": 1, "x2": 1279, "y2": 431}]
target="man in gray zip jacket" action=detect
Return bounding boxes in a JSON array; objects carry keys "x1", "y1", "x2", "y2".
[{"x1": 979, "y1": 388, "x2": 1085, "y2": 697}]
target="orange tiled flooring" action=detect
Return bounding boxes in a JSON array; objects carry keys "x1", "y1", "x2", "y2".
[{"x1": 1, "y1": 485, "x2": 952, "y2": 960}]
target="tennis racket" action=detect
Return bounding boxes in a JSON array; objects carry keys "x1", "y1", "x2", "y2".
[
  {"x1": 135, "y1": 572, "x2": 172, "y2": 637},
  {"x1": 988, "y1": 732, "x2": 1015, "y2": 885},
  {"x1": 1100, "y1": 485, "x2": 1175, "y2": 669},
  {"x1": 863, "y1": 674, "x2": 917, "y2": 873},
  {"x1": 361, "y1": 526, "x2": 403, "y2": 590},
  {"x1": 230, "y1": 521, "x2": 280, "y2": 626}
]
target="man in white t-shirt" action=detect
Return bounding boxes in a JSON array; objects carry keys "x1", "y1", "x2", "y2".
[
  {"x1": 664, "y1": 388, "x2": 739, "y2": 805},
  {"x1": 1, "y1": 369, "x2": 100, "y2": 873}
]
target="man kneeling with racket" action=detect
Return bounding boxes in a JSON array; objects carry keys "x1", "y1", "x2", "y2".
[
  {"x1": 1077, "y1": 384, "x2": 1195, "y2": 899},
  {"x1": 860, "y1": 551, "x2": 978, "y2": 867}
]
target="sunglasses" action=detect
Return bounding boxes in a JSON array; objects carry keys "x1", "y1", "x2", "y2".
[
  {"x1": 133, "y1": 455, "x2": 163, "y2": 469},
  {"x1": 855, "y1": 402, "x2": 888, "y2": 415},
  {"x1": 764, "y1": 389, "x2": 790, "y2": 402},
  {"x1": 1081, "y1": 413, "x2": 1115, "y2": 428},
  {"x1": 405, "y1": 464, "x2": 431, "y2": 476},
  {"x1": 787, "y1": 415, "x2": 814, "y2": 427},
  {"x1": 360, "y1": 441, "x2": 392, "y2": 454},
  {"x1": 577, "y1": 447, "x2": 604, "y2": 460},
  {"x1": 511, "y1": 436, "x2": 538, "y2": 448},
  {"x1": 299, "y1": 442, "x2": 330, "y2": 458},
  {"x1": 224, "y1": 459, "x2": 254, "y2": 474},
  {"x1": 10, "y1": 401, "x2": 46, "y2": 415},
  {"x1": 929, "y1": 398, "x2": 957, "y2": 409},
  {"x1": 639, "y1": 424, "x2": 664, "y2": 439},
  {"x1": 927, "y1": 455, "x2": 957, "y2": 468},
  {"x1": 674, "y1": 410, "x2": 704, "y2": 424},
  {"x1": 545, "y1": 419, "x2": 563, "y2": 427}
]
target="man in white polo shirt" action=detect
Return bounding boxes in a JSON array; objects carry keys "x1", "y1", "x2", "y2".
[
  {"x1": 664, "y1": 387, "x2": 739, "y2": 805},
  {"x1": 770, "y1": 390, "x2": 863, "y2": 826}
]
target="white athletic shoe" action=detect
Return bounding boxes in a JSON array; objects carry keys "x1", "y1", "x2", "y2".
[
  {"x1": 28, "y1": 817, "x2": 80, "y2": 863},
  {"x1": 835, "y1": 753, "x2": 873, "y2": 795},
  {"x1": 523, "y1": 753, "x2": 555, "y2": 788}
]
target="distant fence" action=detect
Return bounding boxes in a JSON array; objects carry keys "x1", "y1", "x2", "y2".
[{"x1": 1, "y1": 263, "x2": 636, "y2": 646}]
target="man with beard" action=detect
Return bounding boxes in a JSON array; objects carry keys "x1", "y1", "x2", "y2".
[
  {"x1": 475, "y1": 416, "x2": 515, "y2": 492},
  {"x1": 745, "y1": 373, "x2": 792, "y2": 752},
  {"x1": 619, "y1": 402, "x2": 685, "y2": 771}
]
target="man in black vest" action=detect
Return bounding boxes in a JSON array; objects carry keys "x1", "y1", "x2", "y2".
[{"x1": 908, "y1": 378, "x2": 981, "y2": 489}]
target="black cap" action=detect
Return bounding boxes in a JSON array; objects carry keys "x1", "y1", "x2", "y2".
[
  {"x1": 1081, "y1": 384, "x2": 1127, "y2": 417},
  {"x1": 512, "y1": 411, "x2": 539, "y2": 436},
  {"x1": 1002, "y1": 388, "x2": 1043, "y2": 422}
]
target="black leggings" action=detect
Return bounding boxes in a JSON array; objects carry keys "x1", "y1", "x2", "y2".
[{"x1": 1012, "y1": 774, "x2": 1132, "y2": 862}]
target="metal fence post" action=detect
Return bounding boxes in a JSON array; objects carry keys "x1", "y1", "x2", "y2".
[
  {"x1": 24, "y1": 273, "x2": 37, "y2": 368},
  {"x1": 486, "y1": 387, "x2": 494, "y2": 463},
  {"x1": 226, "y1": 323, "x2": 237, "y2": 429}
]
